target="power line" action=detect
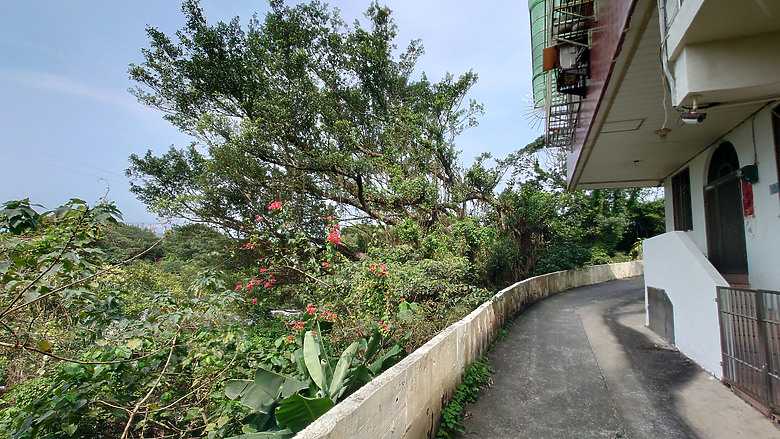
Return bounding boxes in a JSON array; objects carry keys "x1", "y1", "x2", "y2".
[
  {"x1": 0, "y1": 149, "x2": 128, "y2": 187},
  {"x1": 0, "y1": 138, "x2": 127, "y2": 178}
]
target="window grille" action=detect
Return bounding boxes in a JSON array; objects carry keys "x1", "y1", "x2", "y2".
[{"x1": 671, "y1": 168, "x2": 693, "y2": 231}]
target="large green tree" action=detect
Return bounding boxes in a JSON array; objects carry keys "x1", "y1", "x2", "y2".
[{"x1": 127, "y1": 0, "x2": 483, "y2": 236}]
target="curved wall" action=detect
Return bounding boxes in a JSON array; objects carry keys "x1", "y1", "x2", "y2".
[{"x1": 296, "y1": 261, "x2": 644, "y2": 439}]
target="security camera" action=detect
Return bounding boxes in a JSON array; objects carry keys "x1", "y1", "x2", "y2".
[{"x1": 681, "y1": 112, "x2": 707, "y2": 124}]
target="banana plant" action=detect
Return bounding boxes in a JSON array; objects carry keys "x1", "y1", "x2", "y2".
[{"x1": 226, "y1": 327, "x2": 406, "y2": 435}]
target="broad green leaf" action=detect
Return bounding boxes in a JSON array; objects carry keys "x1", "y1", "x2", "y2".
[
  {"x1": 36, "y1": 339, "x2": 54, "y2": 352},
  {"x1": 303, "y1": 331, "x2": 327, "y2": 394},
  {"x1": 347, "y1": 365, "x2": 374, "y2": 390},
  {"x1": 225, "y1": 368, "x2": 306, "y2": 413},
  {"x1": 364, "y1": 328, "x2": 381, "y2": 361},
  {"x1": 280, "y1": 376, "x2": 308, "y2": 398},
  {"x1": 369, "y1": 344, "x2": 403, "y2": 374},
  {"x1": 275, "y1": 394, "x2": 335, "y2": 433},
  {"x1": 329, "y1": 341, "x2": 359, "y2": 400},
  {"x1": 241, "y1": 412, "x2": 274, "y2": 433},
  {"x1": 62, "y1": 423, "x2": 77, "y2": 436},
  {"x1": 23, "y1": 289, "x2": 41, "y2": 303}
]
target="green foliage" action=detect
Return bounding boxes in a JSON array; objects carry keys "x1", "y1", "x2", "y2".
[
  {"x1": 226, "y1": 326, "x2": 404, "y2": 435},
  {"x1": 161, "y1": 223, "x2": 232, "y2": 264},
  {"x1": 534, "y1": 242, "x2": 592, "y2": 275},
  {"x1": 0, "y1": 199, "x2": 40, "y2": 235},
  {"x1": 436, "y1": 356, "x2": 493, "y2": 438},
  {"x1": 95, "y1": 222, "x2": 163, "y2": 264},
  {"x1": 0, "y1": 5, "x2": 668, "y2": 437},
  {"x1": 127, "y1": 0, "x2": 483, "y2": 234}
]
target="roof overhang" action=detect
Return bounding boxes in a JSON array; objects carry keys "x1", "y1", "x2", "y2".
[{"x1": 567, "y1": 0, "x2": 778, "y2": 190}]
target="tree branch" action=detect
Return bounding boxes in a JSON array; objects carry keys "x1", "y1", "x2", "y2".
[{"x1": 121, "y1": 327, "x2": 180, "y2": 439}]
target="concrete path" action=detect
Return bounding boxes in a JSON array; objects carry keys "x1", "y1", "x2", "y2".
[{"x1": 461, "y1": 277, "x2": 780, "y2": 439}]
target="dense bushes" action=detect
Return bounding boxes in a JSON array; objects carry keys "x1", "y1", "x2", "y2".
[{"x1": 0, "y1": 179, "x2": 662, "y2": 437}]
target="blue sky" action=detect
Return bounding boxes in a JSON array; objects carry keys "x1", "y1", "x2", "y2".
[{"x1": 0, "y1": 1, "x2": 541, "y2": 225}]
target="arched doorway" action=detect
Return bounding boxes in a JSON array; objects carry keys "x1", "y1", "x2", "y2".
[{"x1": 704, "y1": 142, "x2": 748, "y2": 284}]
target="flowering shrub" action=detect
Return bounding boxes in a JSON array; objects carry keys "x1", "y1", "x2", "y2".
[{"x1": 326, "y1": 216, "x2": 341, "y2": 244}]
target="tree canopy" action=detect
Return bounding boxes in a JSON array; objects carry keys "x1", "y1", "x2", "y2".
[{"x1": 127, "y1": 0, "x2": 483, "y2": 236}]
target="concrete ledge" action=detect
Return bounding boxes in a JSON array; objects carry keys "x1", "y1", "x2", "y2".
[{"x1": 296, "y1": 261, "x2": 644, "y2": 438}]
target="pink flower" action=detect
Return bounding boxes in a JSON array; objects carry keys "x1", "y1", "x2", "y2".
[
  {"x1": 306, "y1": 303, "x2": 316, "y2": 315},
  {"x1": 260, "y1": 268, "x2": 266, "y2": 273},
  {"x1": 264, "y1": 282, "x2": 272, "y2": 288},
  {"x1": 380, "y1": 264, "x2": 386, "y2": 270},
  {"x1": 235, "y1": 285, "x2": 243, "y2": 290},
  {"x1": 328, "y1": 230, "x2": 341, "y2": 244},
  {"x1": 247, "y1": 284, "x2": 254, "y2": 290},
  {"x1": 252, "y1": 297, "x2": 258, "y2": 303},
  {"x1": 268, "y1": 201, "x2": 283, "y2": 210},
  {"x1": 245, "y1": 242, "x2": 254, "y2": 249},
  {"x1": 255, "y1": 216, "x2": 263, "y2": 222},
  {"x1": 327, "y1": 216, "x2": 332, "y2": 220}
]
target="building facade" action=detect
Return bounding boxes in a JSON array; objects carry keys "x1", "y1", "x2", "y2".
[{"x1": 530, "y1": 0, "x2": 780, "y2": 417}]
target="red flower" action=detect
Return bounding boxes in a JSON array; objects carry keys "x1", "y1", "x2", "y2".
[
  {"x1": 245, "y1": 242, "x2": 254, "y2": 249},
  {"x1": 235, "y1": 285, "x2": 243, "y2": 290},
  {"x1": 252, "y1": 297, "x2": 258, "y2": 303},
  {"x1": 255, "y1": 216, "x2": 264, "y2": 222},
  {"x1": 264, "y1": 282, "x2": 272, "y2": 288},
  {"x1": 268, "y1": 201, "x2": 283, "y2": 210},
  {"x1": 306, "y1": 303, "x2": 316, "y2": 315},
  {"x1": 328, "y1": 230, "x2": 341, "y2": 244}
]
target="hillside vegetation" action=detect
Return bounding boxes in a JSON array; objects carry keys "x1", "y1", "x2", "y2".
[{"x1": 0, "y1": 1, "x2": 663, "y2": 437}]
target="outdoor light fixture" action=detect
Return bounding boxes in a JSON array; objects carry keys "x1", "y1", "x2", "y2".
[
  {"x1": 680, "y1": 95, "x2": 708, "y2": 124},
  {"x1": 681, "y1": 112, "x2": 707, "y2": 124}
]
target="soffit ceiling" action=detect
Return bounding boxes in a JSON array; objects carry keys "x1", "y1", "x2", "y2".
[{"x1": 571, "y1": 5, "x2": 767, "y2": 190}]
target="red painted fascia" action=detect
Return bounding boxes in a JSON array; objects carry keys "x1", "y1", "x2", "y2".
[{"x1": 568, "y1": 0, "x2": 640, "y2": 189}]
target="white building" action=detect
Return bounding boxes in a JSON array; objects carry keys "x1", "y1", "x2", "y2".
[{"x1": 529, "y1": 0, "x2": 780, "y2": 418}]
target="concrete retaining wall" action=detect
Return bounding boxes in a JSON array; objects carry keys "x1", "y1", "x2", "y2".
[{"x1": 296, "y1": 261, "x2": 644, "y2": 439}]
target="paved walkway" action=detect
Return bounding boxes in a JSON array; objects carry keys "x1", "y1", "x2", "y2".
[{"x1": 461, "y1": 277, "x2": 780, "y2": 439}]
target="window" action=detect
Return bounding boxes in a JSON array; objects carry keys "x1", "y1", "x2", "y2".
[{"x1": 672, "y1": 168, "x2": 693, "y2": 231}]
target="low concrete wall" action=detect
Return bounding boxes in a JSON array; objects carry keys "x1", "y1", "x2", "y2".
[{"x1": 296, "y1": 261, "x2": 644, "y2": 439}]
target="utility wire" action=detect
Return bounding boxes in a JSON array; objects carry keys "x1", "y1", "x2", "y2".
[
  {"x1": 0, "y1": 149, "x2": 128, "y2": 187},
  {"x1": 0, "y1": 138, "x2": 126, "y2": 178}
]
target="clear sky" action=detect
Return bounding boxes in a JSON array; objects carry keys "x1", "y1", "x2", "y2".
[{"x1": 0, "y1": 1, "x2": 541, "y2": 225}]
